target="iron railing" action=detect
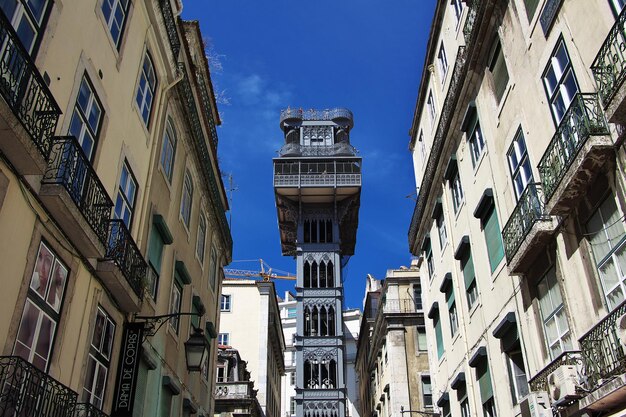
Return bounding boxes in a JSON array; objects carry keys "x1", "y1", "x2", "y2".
[
  {"x1": 502, "y1": 183, "x2": 550, "y2": 263},
  {"x1": 580, "y1": 300, "x2": 626, "y2": 390},
  {"x1": 195, "y1": 71, "x2": 219, "y2": 150},
  {"x1": 591, "y1": 6, "x2": 626, "y2": 108},
  {"x1": 0, "y1": 9, "x2": 61, "y2": 159},
  {"x1": 528, "y1": 351, "x2": 581, "y2": 393},
  {"x1": 278, "y1": 143, "x2": 358, "y2": 157},
  {"x1": 157, "y1": 0, "x2": 180, "y2": 60},
  {"x1": 73, "y1": 403, "x2": 109, "y2": 417},
  {"x1": 0, "y1": 355, "x2": 77, "y2": 417},
  {"x1": 279, "y1": 108, "x2": 353, "y2": 125},
  {"x1": 538, "y1": 93, "x2": 610, "y2": 203},
  {"x1": 104, "y1": 219, "x2": 147, "y2": 298},
  {"x1": 42, "y1": 136, "x2": 113, "y2": 246}
]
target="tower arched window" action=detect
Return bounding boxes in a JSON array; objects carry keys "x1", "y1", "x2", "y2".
[
  {"x1": 319, "y1": 262, "x2": 327, "y2": 288},
  {"x1": 311, "y1": 261, "x2": 318, "y2": 288},
  {"x1": 304, "y1": 261, "x2": 311, "y2": 288},
  {"x1": 328, "y1": 306, "x2": 336, "y2": 336},
  {"x1": 327, "y1": 261, "x2": 334, "y2": 287},
  {"x1": 320, "y1": 306, "x2": 328, "y2": 336},
  {"x1": 311, "y1": 306, "x2": 319, "y2": 336},
  {"x1": 304, "y1": 307, "x2": 312, "y2": 336}
]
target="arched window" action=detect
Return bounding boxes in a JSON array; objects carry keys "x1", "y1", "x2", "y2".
[
  {"x1": 304, "y1": 261, "x2": 311, "y2": 288},
  {"x1": 311, "y1": 307, "x2": 319, "y2": 336},
  {"x1": 326, "y1": 220, "x2": 333, "y2": 243},
  {"x1": 311, "y1": 220, "x2": 318, "y2": 242},
  {"x1": 180, "y1": 170, "x2": 193, "y2": 228},
  {"x1": 160, "y1": 119, "x2": 177, "y2": 182},
  {"x1": 304, "y1": 220, "x2": 311, "y2": 243},
  {"x1": 304, "y1": 307, "x2": 311, "y2": 336},
  {"x1": 319, "y1": 261, "x2": 327, "y2": 288},
  {"x1": 311, "y1": 261, "x2": 318, "y2": 288},
  {"x1": 328, "y1": 306, "x2": 335, "y2": 336},
  {"x1": 320, "y1": 306, "x2": 328, "y2": 336},
  {"x1": 136, "y1": 51, "x2": 157, "y2": 126},
  {"x1": 304, "y1": 360, "x2": 319, "y2": 388},
  {"x1": 327, "y1": 261, "x2": 334, "y2": 287}
]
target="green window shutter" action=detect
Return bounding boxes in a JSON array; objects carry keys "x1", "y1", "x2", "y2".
[
  {"x1": 446, "y1": 289, "x2": 455, "y2": 309},
  {"x1": 191, "y1": 304, "x2": 199, "y2": 330},
  {"x1": 133, "y1": 362, "x2": 149, "y2": 417},
  {"x1": 462, "y1": 252, "x2": 475, "y2": 290},
  {"x1": 435, "y1": 316, "x2": 444, "y2": 358},
  {"x1": 484, "y1": 207, "x2": 505, "y2": 272},
  {"x1": 148, "y1": 226, "x2": 165, "y2": 272},
  {"x1": 476, "y1": 360, "x2": 493, "y2": 404}
]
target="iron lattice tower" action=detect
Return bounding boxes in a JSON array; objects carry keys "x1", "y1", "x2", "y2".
[{"x1": 274, "y1": 108, "x2": 362, "y2": 417}]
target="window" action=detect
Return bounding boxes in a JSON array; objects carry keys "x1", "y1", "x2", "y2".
[
  {"x1": 421, "y1": 376, "x2": 433, "y2": 408},
  {"x1": 136, "y1": 51, "x2": 157, "y2": 126},
  {"x1": 169, "y1": 280, "x2": 182, "y2": 333},
  {"x1": 460, "y1": 398, "x2": 470, "y2": 417},
  {"x1": 434, "y1": 314, "x2": 444, "y2": 359},
  {"x1": 418, "y1": 131, "x2": 426, "y2": 163},
  {"x1": 216, "y1": 363, "x2": 227, "y2": 382},
  {"x1": 413, "y1": 284, "x2": 423, "y2": 310},
  {"x1": 475, "y1": 359, "x2": 495, "y2": 416},
  {"x1": 424, "y1": 240, "x2": 434, "y2": 280},
  {"x1": 543, "y1": 39, "x2": 579, "y2": 125},
  {"x1": 290, "y1": 397, "x2": 296, "y2": 416},
  {"x1": 287, "y1": 307, "x2": 297, "y2": 318},
  {"x1": 524, "y1": 0, "x2": 540, "y2": 21},
  {"x1": 468, "y1": 118, "x2": 485, "y2": 168},
  {"x1": 303, "y1": 219, "x2": 333, "y2": 243},
  {"x1": 160, "y1": 119, "x2": 177, "y2": 182},
  {"x1": 483, "y1": 397, "x2": 497, "y2": 417},
  {"x1": 438, "y1": 43, "x2": 448, "y2": 82},
  {"x1": 101, "y1": 0, "x2": 130, "y2": 47},
  {"x1": 114, "y1": 162, "x2": 137, "y2": 228},
  {"x1": 290, "y1": 372, "x2": 296, "y2": 385},
  {"x1": 0, "y1": 0, "x2": 51, "y2": 54},
  {"x1": 68, "y1": 75, "x2": 103, "y2": 161},
  {"x1": 450, "y1": 170, "x2": 464, "y2": 213},
  {"x1": 82, "y1": 307, "x2": 115, "y2": 409},
  {"x1": 451, "y1": 0, "x2": 463, "y2": 24},
  {"x1": 201, "y1": 344, "x2": 210, "y2": 381},
  {"x1": 437, "y1": 212, "x2": 447, "y2": 249},
  {"x1": 209, "y1": 247, "x2": 218, "y2": 290},
  {"x1": 586, "y1": 194, "x2": 626, "y2": 310},
  {"x1": 220, "y1": 294, "x2": 231, "y2": 312},
  {"x1": 13, "y1": 242, "x2": 68, "y2": 371},
  {"x1": 417, "y1": 327, "x2": 427, "y2": 351},
  {"x1": 610, "y1": 0, "x2": 626, "y2": 16},
  {"x1": 482, "y1": 206, "x2": 505, "y2": 273},
  {"x1": 507, "y1": 129, "x2": 533, "y2": 200},
  {"x1": 537, "y1": 266, "x2": 573, "y2": 358},
  {"x1": 218, "y1": 333, "x2": 229, "y2": 345},
  {"x1": 446, "y1": 288, "x2": 458, "y2": 337},
  {"x1": 506, "y1": 343, "x2": 529, "y2": 405},
  {"x1": 196, "y1": 213, "x2": 206, "y2": 262},
  {"x1": 427, "y1": 91, "x2": 437, "y2": 126},
  {"x1": 461, "y1": 249, "x2": 478, "y2": 309},
  {"x1": 180, "y1": 170, "x2": 193, "y2": 228},
  {"x1": 488, "y1": 39, "x2": 509, "y2": 103}
]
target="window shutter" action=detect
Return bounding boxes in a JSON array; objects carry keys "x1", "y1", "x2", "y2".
[
  {"x1": 133, "y1": 362, "x2": 149, "y2": 417},
  {"x1": 462, "y1": 252, "x2": 475, "y2": 290},
  {"x1": 476, "y1": 360, "x2": 493, "y2": 404},
  {"x1": 446, "y1": 289, "x2": 455, "y2": 309},
  {"x1": 435, "y1": 317, "x2": 444, "y2": 358},
  {"x1": 485, "y1": 208, "x2": 505, "y2": 272},
  {"x1": 148, "y1": 227, "x2": 165, "y2": 272}
]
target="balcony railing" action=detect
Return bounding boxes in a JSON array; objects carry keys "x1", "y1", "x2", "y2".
[
  {"x1": 0, "y1": 355, "x2": 78, "y2": 417},
  {"x1": 502, "y1": 183, "x2": 550, "y2": 262},
  {"x1": 157, "y1": 0, "x2": 180, "y2": 60},
  {"x1": 195, "y1": 71, "x2": 218, "y2": 150},
  {"x1": 73, "y1": 403, "x2": 109, "y2": 417},
  {"x1": 528, "y1": 350, "x2": 581, "y2": 393},
  {"x1": 580, "y1": 300, "x2": 626, "y2": 390},
  {"x1": 278, "y1": 142, "x2": 358, "y2": 157},
  {"x1": 592, "y1": 7, "x2": 626, "y2": 107},
  {"x1": 214, "y1": 381, "x2": 255, "y2": 400},
  {"x1": 537, "y1": 93, "x2": 610, "y2": 203},
  {"x1": 0, "y1": 9, "x2": 61, "y2": 159},
  {"x1": 104, "y1": 219, "x2": 147, "y2": 298},
  {"x1": 382, "y1": 299, "x2": 418, "y2": 314},
  {"x1": 279, "y1": 108, "x2": 353, "y2": 125},
  {"x1": 42, "y1": 136, "x2": 113, "y2": 246}
]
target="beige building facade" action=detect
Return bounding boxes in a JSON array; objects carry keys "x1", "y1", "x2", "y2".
[
  {"x1": 0, "y1": 0, "x2": 231, "y2": 416},
  {"x1": 355, "y1": 267, "x2": 430, "y2": 417},
  {"x1": 409, "y1": 1, "x2": 626, "y2": 417}
]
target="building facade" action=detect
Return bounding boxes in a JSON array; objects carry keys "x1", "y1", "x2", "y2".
[
  {"x1": 0, "y1": 1, "x2": 231, "y2": 416},
  {"x1": 408, "y1": 1, "x2": 626, "y2": 417},
  {"x1": 214, "y1": 345, "x2": 263, "y2": 417},
  {"x1": 355, "y1": 267, "x2": 430, "y2": 417},
  {"x1": 219, "y1": 279, "x2": 286, "y2": 417},
  {"x1": 273, "y1": 108, "x2": 362, "y2": 417}
]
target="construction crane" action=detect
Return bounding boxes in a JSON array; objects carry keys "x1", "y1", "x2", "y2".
[{"x1": 224, "y1": 259, "x2": 296, "y2": 281}]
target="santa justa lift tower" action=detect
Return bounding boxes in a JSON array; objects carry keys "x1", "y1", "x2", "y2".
[{"x1": 273, "y1": 108, "x2": 362, "y2": 417}]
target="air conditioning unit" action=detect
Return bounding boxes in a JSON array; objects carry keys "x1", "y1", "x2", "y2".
[
  {"x1": 547, "y1": 365, "x2": 581, "y2": 404},
  {"x1": 615, "y1": 314, "x2": 626, "y2": 346},
  {"x1": 519, "y1": 392, "x2": 552, "y2": 417}
]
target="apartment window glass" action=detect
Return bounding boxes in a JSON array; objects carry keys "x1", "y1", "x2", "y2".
[
  {"x1": 160, "y1": 119, "x2": 177, "y2": 182},
  {"x1": 537, "y1": 266, "x2": 573, "y2": 358},
  {"x1": 468, "y1": 118, "x2": 485, "y2": 168},
  {"x1": 437, "y1": 212, "x2": 447, "y2": 249},
  {"x1": 427, "y1": 91, "x2": 436, "y2": 126},
  {"x1": 460, "y1": 398, "x2": 470, "y2": 417},
  {"x1": 506, "y1": 343, "x2": 529, "y2": 404},
  {"x1": 524, "y1": 0, "x2": 540, "y2": 21},
  {"x1": 489, "y1": 39, "x2": 509, "y2": 103},
  {"x1": 507, "y1": 129, "x2": 533, "y2": 200},
  {"x1": 438, "y1": 43, "x2": 448, "y2": 81},
  {"x1": 290, "y1": 397, "x2": 296, "y2": 415},
  {"x1": 82, "y1": 306, "x2": 115, "y2": 409},
  {"x1": 218, "y1": 333, "x2": 229, "y2": 345},
  {"x1": 413, "y1": 284, "x2": 423, "y2": 310},
  {"x1": 220, "y1": 294, "x2": 231, "y2": 312},
  {"x1": 169, "y1": 279, "x2": 182, "y2": 333},
  {"x1": 446, "y1": 287, "x2": 458, "y2": 337},
  {"x1": 13, "y1": 242, "x2": 68, "y2": 371},
  {"x1": 461, "y1": 250, "x2": 478, "y2": 309},
  {"x1": 483, "y1": 206, "x2": 505, "y2": 273},
  {"x1": 421, "y1": 376, "x2": 433, "y2": 408},
  {"x1": 543, "y1": 39, "x2": 579, "y2": 125},
  {"x1": 418, "y1": 131, "x2": 426, "y2": 162},
  {"x1": 136, "y1": 51, "x2": 157, "y2": 125},
  {"x1": 114, "y1": 162, "x2": 137, "y2": 228},
  {"x1": 209, "y1": 247, "x2": 218, "y2": 290},
  {"x1": 101, "y1": 0, "x2": 130, "y2": 47},
  {"x1": 452, "y1": 0, "x2": 463, "y2": 24},
  {"x1": 196, "y1": 213, "x2": 206, "y2": 262},
  {"x1": 288, "y1": 307, "x2": 297, "y2": 318},
  {"x1": 0, "y1": 0, "x2": 50, "y2": 53},
  {"x1": 68, "y1": 75, "x2": 103, "y2": 160},
  {"x1": 417, "y1": 327, "x2": 427, "y2": 351},
  {"x1": 586, "y1": 194, "x2": 626, "y2": 310},
  {"x1": 290, "y1": 372, "x2": 296, "y2": 385},
  {"x1": 451, "y1": 170, "x2": 464, "y2": 213},
  {"x1": 181, "y1": 170, "x2": 193, "y2": 228}
]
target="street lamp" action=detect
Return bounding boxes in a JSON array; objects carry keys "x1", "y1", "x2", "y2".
[{"x1": 400, "y1": 406, "x2": 441, "y2": 417}]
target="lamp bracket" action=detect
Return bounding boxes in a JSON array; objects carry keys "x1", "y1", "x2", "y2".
[{"x1": 134, "y1": 312, "x2": 203, "y2": 339}]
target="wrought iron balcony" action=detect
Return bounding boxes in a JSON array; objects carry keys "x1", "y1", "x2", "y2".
[
  {"x1": 157, "y1": 0, "x2": 180, "y2": 60},
  {"x1": 0, "y1": 8, "x2": 61, "y2": 164},
  {"x1": 278, "y1": 143, "x2": 358, "y2": 157},
  {"x1": 0, "y1": 355, "x2": 78, "y2": 417},
  {"x1": 41, "y1": 136, "x2": 113, "y2": 248},
  {"x1": 580, "y1": 300, "x2": 626, "y2": 390},
  {"x1": 104, "y1": 219, "x2": 146, "y2": 299},
  {"x1": 528, "y1": 351, "x2": 581, "y2": 393},
  {"x1": 195, "y1": 71, "x2": 218, "y2": 150},
  {"x1": 214, "y1": 381, "x2": 256, "y2": 400},
  {"x1": 538, "y1": 93, "x2": 610, "y2": 207},
  {"x1": 73, "y1": 403, "x2": 109, "y2": 417},
  {"x1": 274, "y1": 160, "x2": 361, "y2": 188},
  {"x1": 279, "y1": 108, "x2": 354, "y2": 127},
  {"x1": 591, "y1": 6, "x2": 626, "y2": 114}
]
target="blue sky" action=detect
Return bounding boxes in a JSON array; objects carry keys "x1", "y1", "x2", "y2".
[{"x1": 182, "y1": 1, "x2": 436, "y2": 309}]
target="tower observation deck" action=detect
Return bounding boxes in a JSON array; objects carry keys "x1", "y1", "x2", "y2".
[{"x1": 273, "y1": 108, "x2": 361, "y2": 417}]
